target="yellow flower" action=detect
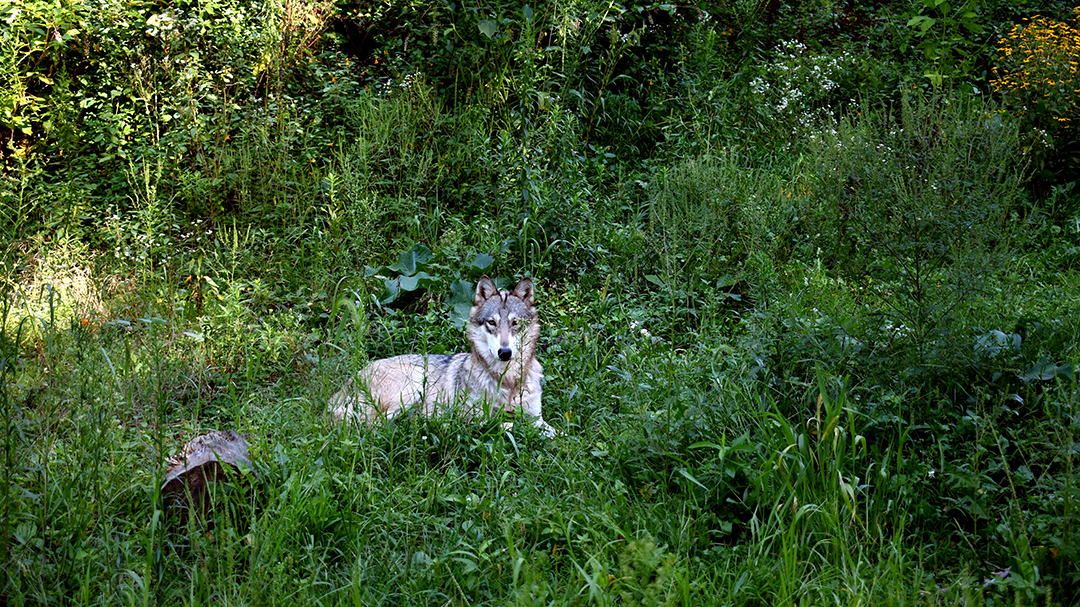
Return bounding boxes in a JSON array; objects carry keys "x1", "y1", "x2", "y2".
[{"x1": 990, "y1": 8, "x2": 1080, "y2": 128}]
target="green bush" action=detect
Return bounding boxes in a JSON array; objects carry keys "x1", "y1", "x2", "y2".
[{"x1": 804, "y1": 92, "x2": 1025, "y2": 374}]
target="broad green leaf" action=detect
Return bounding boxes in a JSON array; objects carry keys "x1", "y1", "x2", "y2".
[
  {"x1": 478, "y1": 19, "x2": 498, "y2": 38},
  {"x1": 380, "y1": 278, "x2": 400, "y2": 304},
  {"x1": 395, "y1": 249, "x2": 418, "y2": 275},
  {"x1": 449, "y1": 279, "x2": 475, "y2": 305},
  {"x1": 468, "y1": 253, "x2": 494, "y2": 277},
  {"x1": 388, "y1": 244, "x2": 433, "y2": 275},
  {"x1": 398, "y1": 271, "x2": 438, "y2": 291},
  {"x1": 449, "y1": 302, "x2": 473, "y2": 328},
  {"x1": 1020, "y1": 360, "x2": 1073, "y2": 382},
  {"x1": 907, "y1": 15, "x2": 936, "y2": 34},
  {"x1": 961, "y1": 20, "x2": 983, "y2": 33},
  {"x1": 409, "y1": 243, "x2": 433, "y2": 265}
]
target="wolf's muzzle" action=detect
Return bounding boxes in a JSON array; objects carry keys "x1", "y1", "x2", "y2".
[{"x1": 498, "y1": 348, "x2": 513, "y2": 361}]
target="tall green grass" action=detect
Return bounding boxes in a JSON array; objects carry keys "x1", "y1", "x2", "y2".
[{"x1": 4, "y1": 234, "x2": 1076, "y2": 605}]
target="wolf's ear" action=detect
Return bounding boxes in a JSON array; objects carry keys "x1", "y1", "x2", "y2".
[
  {"x1": 511, "y1": 277, "x2": 534, "y2": 305},
  {"x1": 475, "y1": 275, "x2": 499, "y2": 304}
]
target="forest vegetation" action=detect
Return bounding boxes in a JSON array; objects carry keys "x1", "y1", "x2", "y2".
[{"x1": 2, "y1": 0, "x2": 1080, "y2": 604}]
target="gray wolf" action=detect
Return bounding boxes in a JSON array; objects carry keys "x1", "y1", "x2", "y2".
[{"x1": 330, "y1": 276, "x2": 556, "y2": 438}]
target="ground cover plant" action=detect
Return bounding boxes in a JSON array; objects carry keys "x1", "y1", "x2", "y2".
[{"x1": 2, "y1": 0, "x2": 1079, "y2": 604}]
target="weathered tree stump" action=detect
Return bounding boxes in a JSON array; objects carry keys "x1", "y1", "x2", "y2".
[{"x1": 161, "y1": 430, "x2": 253, "y2": 520}]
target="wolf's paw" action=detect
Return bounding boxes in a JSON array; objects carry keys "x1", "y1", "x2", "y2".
[
  {"x1": 535, "y1": 418, "x2": 560, "y2": 439},
  {"x1": 502, "y1": 419, "x2": 560, "y2": 438}
]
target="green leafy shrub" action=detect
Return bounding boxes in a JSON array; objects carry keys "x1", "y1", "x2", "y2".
[
  {"x1": 805, "y1": 92, "x2": 1025, "y2": 375},
  {"x1": 0, "y1": 0, "x2": 86, "y2": 140},
  {"x1": 905, "y1": 0, "x2": 989, "y2": 86}
]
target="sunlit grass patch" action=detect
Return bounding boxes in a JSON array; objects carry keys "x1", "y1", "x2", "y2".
[{"x1": 1, "y1": 241, "x2": 113, "y2": 345}]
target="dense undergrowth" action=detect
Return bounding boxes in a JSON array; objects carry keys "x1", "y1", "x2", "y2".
[{"x1": 2, "y1": 0, "x2": 1080, "y2": 604}]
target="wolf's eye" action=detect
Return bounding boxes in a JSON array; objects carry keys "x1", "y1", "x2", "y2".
[{"x1": 485, "y1": 319, "x2": 497, "y2": 329}]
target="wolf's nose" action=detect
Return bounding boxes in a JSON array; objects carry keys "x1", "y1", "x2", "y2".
[{"x1": 498, "y1": 348, "x2": 512, "y2": 361}]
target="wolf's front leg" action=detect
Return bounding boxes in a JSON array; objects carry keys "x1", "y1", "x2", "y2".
[{"x1": 515, "y1": 384, "x2": 558, "y2": 437}]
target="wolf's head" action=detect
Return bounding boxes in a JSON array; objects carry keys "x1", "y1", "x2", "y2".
[{"x1": 469, "y1": 276, "x2": 540, "y2": 374}]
